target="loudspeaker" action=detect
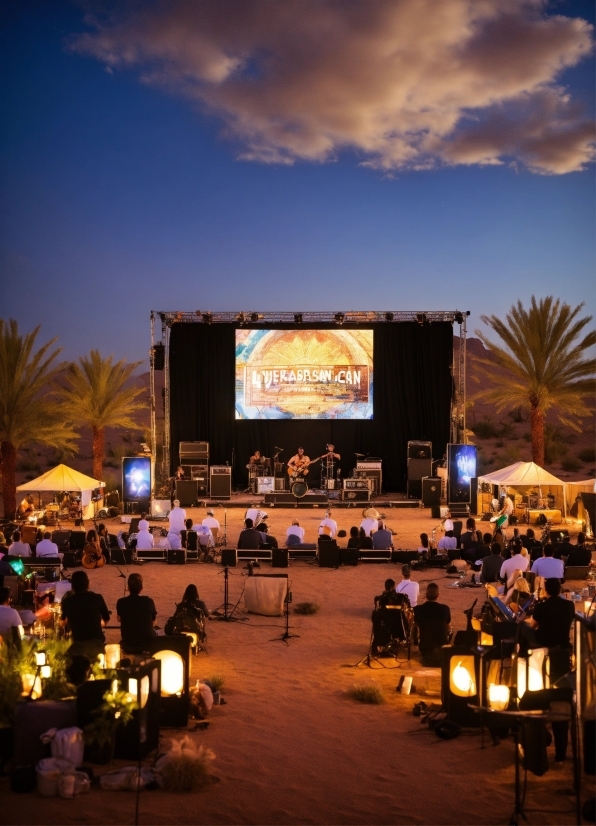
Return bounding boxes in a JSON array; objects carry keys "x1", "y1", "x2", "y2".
[
  {"x1": 221, "y1": 548, "x2": 237, "y2": 567},
  {"x1": 407, "y1": 441, "x2": 432, "y2": 460},
  {"x1": 271, "y1": 548, "x2": 289, "y2": 568},
  {"x1": 407, "y1": 458, "x2": 433, "y2": 480},
  {"x1": 167, "y1": 549, "x2": 186, "y2": 565},
  {"x1": 175, "y1": 480, "x2": 198, "y2": 507},
  {"x1": 179, "y1": 441, "x2": 209, "y2": 463},
  {"x1": 210, "y1": 467, "x2": 231, "y2": 499},
  {"x1": 422, "y1": 477, "x2": 441, "y2": 506},
  {"x1": 69, "y1": 531, "x2": 86, "y2": 550},
  {"x1": 339, "y1": 547, "x2": 359, "y2": 566},
  {"x1": 151, "y1": 342, "x2": 165, "y2": 371},
  {"x1": 407, "y1": 480, "x2": 422, "y2": 499},
  {"x1": 51, "y1": 530, "x2": 71, "y2": 550},
  {"x1": 62, "y1": 551, "x2": 80, "y2": 568},
  {"x1": 318, "y1": 543, "x2": 339, "y2": 567}
]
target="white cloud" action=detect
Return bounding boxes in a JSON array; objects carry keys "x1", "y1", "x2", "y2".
[{"x1": 71, "y1": 0, "x2": 594, "y2": 173}]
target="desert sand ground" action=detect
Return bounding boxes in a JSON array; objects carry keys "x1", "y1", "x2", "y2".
[{"x1": 2, "y1": 506, "x2": 592, "y2": 825}]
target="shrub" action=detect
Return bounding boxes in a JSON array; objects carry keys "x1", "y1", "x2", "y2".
[
  {"x1": 348, "y1": 683, "x2": 385, "y2": 704},
  {"x1": 497, "y1": 421, "x2": 515, "y2": 439},
  {"x1": 561, "y1": 457, "x2": 582, "y2": 472},
  {"x1": 544, "y1": 426, "x2": 568, "y2": 464},
  {"x1": 579, "y1": 447, "x2": 596, "y2": 464},
  {"x1": 471, "y1": 417, "x2": 499, "y2": 439},
  {"x1": 207, "y1": 675, "x2": 225, "y2": 692},
  {"x1": 294, "y1": 602, "x2": 320, "y2": 615},
  {"x1": 509, "y1": 406, "x2": 527, "y2": 423}
]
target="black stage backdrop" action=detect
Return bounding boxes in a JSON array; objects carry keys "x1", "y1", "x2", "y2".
[{"x1": 169, "y1": 322, "x2": 453, "y2": 492}]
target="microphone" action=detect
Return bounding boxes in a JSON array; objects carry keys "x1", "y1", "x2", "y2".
[{"x1": 275, "y1": 446, "x2": 283, "y2": 451}]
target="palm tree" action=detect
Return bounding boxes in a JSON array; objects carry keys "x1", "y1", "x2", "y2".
[
  {"x1": 0, "y1": 319, "x2": 77, "y2": 518},
  {"x1": 58, "y1": 350, "x2": 146, "y2": 481},
  {"x1": 472, "y1": 296, "x2": 595, "y2": 467}
]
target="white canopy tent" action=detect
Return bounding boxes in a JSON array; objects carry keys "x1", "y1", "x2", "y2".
[
  {"x1": 17, "y1": 464, "x2": 103, "y2": 520},
  {"x1": 477, "y1": 461, "x2": 568, "y2": 518}
]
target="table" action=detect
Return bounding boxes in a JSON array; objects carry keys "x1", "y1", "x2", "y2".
[{"x1": 528, "y1": 508, "x2": 562, "y2": 525}]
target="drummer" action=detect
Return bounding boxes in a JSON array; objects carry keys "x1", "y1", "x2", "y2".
[{"x1": 249, "y1": 450, "x2": 266, "y2": 467}]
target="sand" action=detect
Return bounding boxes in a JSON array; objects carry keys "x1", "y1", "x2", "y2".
[{"x1": 2, "y1": 506, "x2": 591, "y2": 825}]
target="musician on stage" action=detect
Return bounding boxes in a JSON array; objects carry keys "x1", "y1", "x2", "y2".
[
  {"x1": 249, "y1": 450, "x2": 265, "y2": 466},
  {"x1": 287, "y1": 447, "x2": 311, "y2": 477},
  {"x1": 321, "y1": 443, "x2": 340, "y2": 487}
]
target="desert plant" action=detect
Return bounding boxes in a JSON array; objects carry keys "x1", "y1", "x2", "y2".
[
  {"x1": 509, "y1": 406, "x2": 528, "y2": 423},
  {"x1": 348, "y1": 683, "x2": 385, "y2": 704},
  {"x1": 294, "y1": 602, "x2": 320, "y2": 615},
  {"x1": 0, "y1": 319, "x2": 77, "y2": 517},
  {"x1": 84, "y1": 685, "x2": 138, "y2": 749},
  {"x1": 207, "y1": 675, "x2": 225, "y2": 692},
  {"x1": 578, "y1": 447, "x2": 596, "y2": 464},
  {"x1": 472, "y1": 297, "x2": 595, "y2": 466},
  {"x1": 544, "y1": 425, "x2": 568, "y2": 464},
  {"x1": 57, "y1": 350, "x2": 146, "y2": 480},
  {"x1": 155, "y1": 736, "x2": 215, "y2": 791},
  {"x1": 561, "y1": 456, "x2": 582, "y2": 472},
  {"x1": 470, "y1": 416, "x2": 499, "y2": 439}
]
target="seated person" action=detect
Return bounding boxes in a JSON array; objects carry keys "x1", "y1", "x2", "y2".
[
  {"x1": 17, "y1": 494, "x2": 35, "y2": 519},
  {"x1": 347, "y1": 526, "x2": 360, "y2": 549},
  {"x1": 179, "y1": 583, "x2": 210, "y2": 619},
  {"x1": 460, "y1": 518, "x2": 478, "y2": 556},
  {"x1": 437, "y1": 530, "x2": 458, "y2": 556},
  {"x1": 472, "y1": 532, "x2": 493, "y2": 563},
  {"x1": 371, "y1": 579, "x2": 410, "y2": 653},
  {"x1": 117, "y1": 573, "x2": 157, "y2": 655},
  {"x1": 168, "y1": 500, "x2": 187, "y2": 536},
  {"x1": 417, "y1": 532, "x2": 432, "y2": 556},
  {"x1": 565, "y1": 532, "x2": 591, "y2": 567},
  {"x1": 413, "y1": 583, "x2": 451, "y2": 667},
  {"x1": 358, "y1": 528, "x2": 373, "y2": 550},
  {"x1": 35, "y1": 531, "x2": 62, "y2": 559},
  {"x1": 360, "y1": 512, "x2": 378, "y2": 537},
  {"x1": 396, "y1": 564, "x2": 419, "y2": 607},
  {"x1": 499, "y1": 540, "x2": 529, "y2": 588},
  {"x1": 192, "y1": 522, "x2": 214, "y2": 548},
  {"x1": 60, "y1": 571, "x2": 110, "y2": 660},
  {"x1": 531, "y1": 544, "x2": 564, "y2": 580},
  {"x1": 8, "y1": 530, "x2": 31, "y2": 557},
  {"x1": 166, "y1": 530, "x2": 182, "y2": 550},
  {"x1": 135, "y1": 522, "x2": 154, "y2": 550},
  {"x1": 318, "y1": 511, "x2": 338, "y2": 538},
  {"x1": 97, "y1": 523, "x2": 113, "y2": 563},
  {"x1": 138, "y1": 513, "x2": 150, "y2": 531},
  {"x1": 0, "y1": 586, "x2": 24, "y2": 641},
  {"x1": 256, "y1": 523, "x2": 278, "y2": 549},
  {"x1": 286, "y1": 521, "x2": 305, "y2": 546},
  {"x1": 237, "y1": 518, "x2": 262, "y2": 550},
  {"x1": 372, "y1": 520, "x2": 393, "y2": 550},
  {"x1": 479, "y1": 543, "x2": 503, "y2": 584}
]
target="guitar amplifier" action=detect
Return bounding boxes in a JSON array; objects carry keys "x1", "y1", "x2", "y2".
[
  {"x1": 407, "y1": 441, "x2": 432, "y2": 460},
  {"x1": 341, "y1": 488, "x2": 371, "y2": 502},
  {"x1": 210, "y1": 466, "x2": 231, "y2": 499},
  {"x1": 274, "y1": 477, "x2": 286, "y2": 491},
  {"x1": 355, "y1": 464, "x2": 382, "y2": 494},
  {"x1": 344, "y1": 479, "x2": 371, "y2": 490},
  {"x1": 179, "y1": 441, "x2": 209, "y2": 463}
]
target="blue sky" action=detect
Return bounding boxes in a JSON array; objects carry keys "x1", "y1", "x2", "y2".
[{"x1": 1, "y1": 1, "x2": 594, "y2": 366}]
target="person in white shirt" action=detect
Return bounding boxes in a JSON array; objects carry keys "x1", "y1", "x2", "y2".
[
  {"x1": 498, "y1": 494, "x2": 514, "y2": 528},
  {"x1": 443, "y1": 512, "x2": 454, "y2": 533},
  {"x1": 245, "y1": 506, "x2": 267, "y2": 526},
  {"x1": 35, "y1": 532, "x2": 61, "y2": 558},
  {"x1": 8, "y1": 531, "x2": 31, "y2": 557},
  {"x1": 0, "y1": 587, "x2": 24, "y2": 640},
  {"x1": 499, "y1": 542, "x2": 529, "y2": 584},
  {"x1": 396, "y1": 565, "x2": 419, "y2": 607},
  {"x1": 192, "y1": 523, "x2": 214, "y2": 547},
  {"x1": 168, "y1": 500, "x2": 187, "y2": 535},
  {"x1": 202, "y1": 509, "x2": 220, "y2": 530},
  {"x1": 318, "y1": 511, "x2": 338, "y2": 538},
  {"x1": 136, "y1": 526, "x2": 154, "y2": 550},
  {"x1": 138, "y1": 515, "x2": 150, "y2": 532},
  {"x1": 360, "y1": 509, "x2": 379, "y2": 537},
  {"x1": 167, "y1": 531, "x2": 182, "y2": 550},
  {"x1": 531, "y1": 545, "x2": 564, "y2": 579},
  {"x1": 286, "y1": 521, "x2": 305, "y2": 545},
  {"x1": 437, "y1": 531, "x2": 457, "y2": 551}
]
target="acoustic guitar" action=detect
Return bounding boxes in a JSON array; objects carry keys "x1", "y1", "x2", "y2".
[
  {"x1": 82, "y1": 542, "x2": 106, "y2": 569},
  {"x1": 287, "y1": 454, "x2": 325, "y2": 479}
]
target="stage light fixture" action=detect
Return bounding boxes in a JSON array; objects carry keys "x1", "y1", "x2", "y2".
[
  {"x1": 202, "y1": 312, "x2": 212, "y2": 324},
  {"x1": 294, "y1": 313, "x2": 303, "y2": 324},
  {"x1": 250, "y1": 312, "x2": 260, "y2": 322},
  {"x1": 416, "y1": 313, "x2": 427, "y2": 325},
  {"x1": 385, "y1": 312, "x2": 394, "y2": 322},
  {"x1": 454, "y1": 312, "x2": 464, "y2": 324},
  {"x1": 237, "y1": 312, "x2": 245, "y2": 325},
  {"x1": 334, "y1": 312, "x2": 345, "y2": 325}
]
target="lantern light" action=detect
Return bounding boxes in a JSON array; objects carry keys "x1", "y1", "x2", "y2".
[
  {"x1": 140, "y1": 675, "x2": 150, "y2": 709},
  {"x1": 517, "y1": 648, "x2": 547, "y2": 698},
  {"x1": 153, "y1": 650, "x2": 185, "y2": 696},
  {"x1": 35, "y1": 651, "x2": 47, "y2": 667},
  {"x1": 105, "y1": 644, "x2": 121, "y2": 669},
  {"x1": 488, "y1": 684, "x2": 510, "y2": 711},
  {"x1": 128, "y1": 677, "x2": 138, "y2": 698},
  {"x1": 40, "y1": 664, "x2": 51, "y2": 679},
  {"x1": 450, "y1": 657, "x2": 477, "y2": 697}
]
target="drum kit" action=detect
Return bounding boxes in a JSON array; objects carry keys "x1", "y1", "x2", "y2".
[{"x1": 246, "y1": 457, "x2": 272, "y2": 494}]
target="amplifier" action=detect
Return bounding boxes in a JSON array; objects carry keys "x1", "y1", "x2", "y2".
[
  {"x1": 175, "y1": 480, "x2": 198, "y2": 507},
  {"x1": 210, "y1": 466, "x2": 231, "y2": 499},
  {"x1": 354, "y1": 468, "x2": 381, "y2": 494},
  {"x1": 422, "y1": 477, "x2": 442, "y2": 507},
  {"x1": 181, "y1": 464, "x2": 208, "y2": 481},
  {"x1": 274, "y1": 477, "x2": 286, "y2": 491},
  {"x1": 343, "y1": 478, "x2": 371, "y2": 490},
  {"x1": 356, "y1": 461, "x2": 382, "y2": 469},
  {"x1": 407, "y1": 457, "x2": 432, "y2": 480},
  {"x1": 341, "y1": 489, "x2": 370, "y2": 502},
  {"x1": 179, "y1": 441, "x2": 209, "y2": 462},
  {"x1": 407, "y1": 441, "x2": 432, "y2": 460}
]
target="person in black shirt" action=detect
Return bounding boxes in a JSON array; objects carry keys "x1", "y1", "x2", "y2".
[
  {"x1": 359, "y1": 528, "x2": 373, "y2": 550},
  {"x1": 371, "y1": 579, "x2": 410, "y2": 654},
  {"x1": 480, "y1": 543, "x2": 503, "y2": 583},
  {"x1": 237, "y1": 518, "x2": 262, "y2": 550},
  {"x1": 256, "y1": 523, "x2": 278, "y2": 549},
  {"x1": 565, "y1": 533, "x2": 592, "y2": 567},
  {"x1": 413, "y1": 583, "x2": 451, "y2": 667},
  {"x1": 347, "y1": 527, "x2": 359, "y2": 549},
  {"x1": 60, "y1": 571, "x2": 110, "y2": 661},
  {"x1": 116, "y1": 573, "x2": 157, "y2": 655}
]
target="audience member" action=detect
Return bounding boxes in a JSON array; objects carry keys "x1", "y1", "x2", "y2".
[
  {"x1": 135, "y1": 521, "x2": 154, "y2": 550},
  {"x1": 60, "y1": 571, "x2": 110, "y2": 660},
  {"x1": 417, "y1": 533, "x2": 432, "y2": 555},
  {"x1": 179, "y1": 583, "x2": 210, "y2": 619},
  {"x1": 372, "y1": 520, "x2": 393, "y2": 550},
  {"x1": 460, "y1": 518, "x2": 478, "y2": 555},
  {"x1": 97, "y1": 523, "x2": 112, "y2": 563},
  {"x1": 138, "y1": 513, "x2": 149, "y2": 531},
  {"x1": 35, "y1": 531, "x2": 61, "y2": 558},
  {"x1": 480, "y1": 544, "x2": 503, "y2": 583},
  {"x1": 167, "y1": 531, "x2": 182, "y2": 550},
  {"x1": 0, "y1": 587, "x2": 23, "y2": 641},
  {"x1": 531, "y1": 544, "x2": 564, "y2": 579},
  {"x1": 238, "y1": 518, "x2": 262, "y2": 550},
  {"x1": 565, "y1": 533, "x2": 591, "y2": 567},
  {"x1": 396, "y1": 565, "x2": 419, "y2": 607},
  {"x1": 8, "y1": 531, "x2": 31, "y2": 557},
  {"x1": 413, "y1": 583, "x2": 451, "y2": 667},
  {"x1": 347, "y1": 527, "x2": 360, "y2": 549},
  {"x1": 358, "y1": 528, "x2": 373, "y2": 550},
  {"x1": 168, "y1": 500, "x2": 187, "y2": 535},
  {"x1": 257, "y1": 523, "x2": 278, "y2": 549},
  {"x1": 437, "y1": 530, "x2": 457, "y2": 552},
  {"x1": 286, "y1": 521, "x2": 305, "y2": 545},
  {"x1": 117, "y1": 573, "x2": 157, "y2": 654},
  {"x1": 500, "y1": 540, "x2": 530, "y2": 584},
  {"x1": 360, "y1": 510, "x2": 379, "y2": 536},
  {"x1": 0, "y1": 531, "x2": 8, "y2": 555},
  {"x1": 318, "y1": 510, "x2": 338, "y2": 538},
  {"x1": 443, "y1": 511, "x2": 454, "y2": 532},
  {"x1": 202, "y1": 508, "x2": 220, "y2": 542}
]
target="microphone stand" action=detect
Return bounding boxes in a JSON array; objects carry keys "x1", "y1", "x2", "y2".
[
  {"x1": 270, "y1": 582, "x2": 299, "y2": 645},
  {"x1": 213, "y1": 566, "x2": 240, "y2": 622}
]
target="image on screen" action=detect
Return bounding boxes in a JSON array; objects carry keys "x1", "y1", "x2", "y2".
[
  {"x1": 235, "y1": 329, "x2": 373, "y2": 420},
  {"x1": 447, "y1": 444, "x2": 477, "y2": 503},
  {"x1": 122, "y1": 457, "x2": 151, "y2": 502}
]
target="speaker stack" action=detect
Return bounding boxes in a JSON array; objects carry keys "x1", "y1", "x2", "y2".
[
  {"x1": 407, "y1": 441, "x2": 432, "y2": 499},
  {"x1": 210, "y1": 466, "x2": 231, "y2": 499},
  {"x1": 179, "y1": 441, "x2": 209, "y2": 464},
  {"x1": 422, "y1": 477, "x2": 442, "y2": 507},
  {"x1": 175, "y1": 479, "x2": 199, "y2": 507}
]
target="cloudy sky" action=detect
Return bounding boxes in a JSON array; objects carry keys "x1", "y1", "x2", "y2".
[{"x1": 1, "y1": 0, "x2": 594, "y2": 364}]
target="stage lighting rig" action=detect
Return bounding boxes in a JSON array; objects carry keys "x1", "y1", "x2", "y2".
[
  {"x1": 294, "y1": 313, "x2": 303, "y2": 324},
  {"x1": 416, "y1": 313, "x2": 427, "y2": 326},
  {"x1": 334, "y1": 312, "x2": 345, "y2": 325},
  {"x1": 202, "y1": 312, "x2": 213, "y2": 324},
  {"x1": 250, "y1": 312, "x2": 260, "y2": 322},
  {"x1": 385, "y1": 312, "x2": 394, "y2": 322},
  {"x1": 454, "y1": 312, "x2": 464, "y2": 324}
]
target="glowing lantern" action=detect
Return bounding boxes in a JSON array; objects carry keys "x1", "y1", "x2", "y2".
[
  {"x1": 140, "y1": 675, "x2": 150, "y2": 709},
  {"x1": 517, "y1": 648, "x2": 547, "y2": 698},
  {"x1": 128, "y1": 677, "x2": 138, "y2": 700},
  {"x1": 153, "y1": 650, "x2": 185, "y2": 696},
  {"x1": 35, "y1": 651, "x2": 47, "y2": 667},
  {"x1": 22, "y1": 673, "x2": 42, "y2": 699},
  {"x1": 105, "y1": 644, "x2": 121, "y2": 669},
  {"x1": 40, "y1": 664, "x2": 51, "y2": 679},
  {"x1": 488, "y1": 684, "x2": 510, "y2": 711},
  {"x1": 450, "y1": 656, "x2": 477, "y2": 697}
]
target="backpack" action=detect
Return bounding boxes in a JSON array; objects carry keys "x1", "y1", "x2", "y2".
[{"x1": 164, "y1": 602, "x2": 206, "y2": 642}]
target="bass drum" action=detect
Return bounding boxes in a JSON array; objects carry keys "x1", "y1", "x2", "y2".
[{"x1": 291, "y1": 480, "x2": 308, "y2": 499}]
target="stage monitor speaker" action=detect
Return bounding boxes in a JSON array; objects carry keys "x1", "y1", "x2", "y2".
[
  {"x1": 210, "y1": 467, "x2": 231, "y2": 499},
  {"x1": 339, "y1": 547, "x2": 359, "y2": 566},
  {"x1": 407, "y1": 458, "x2": 433, "y2": 480},
  {"x1": 221, "y1": 548, "x2": 237, "y2": 567},
  {"x1": 271, "y1": 548, "x2": 289, "y2": 568},
  {"x1": 319, "y1": 543, "x2": 340, "y2": 568},
  {"x1": 167, "y1": 549, "x2": 186, "y2": 565},
  {"x1": 407, "y1": 441, "x2": 432, "y2": 460},
  {"x1": 175, "y1": 480, "x2": 198, "y2": 507},
  {"x1": 422, "y1": 477, "x2": 442, "y2": 507},
  {"x1": 407, "y1": 480, "x2": 422, "y2": 499}
]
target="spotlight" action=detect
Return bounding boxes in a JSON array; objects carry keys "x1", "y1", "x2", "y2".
[
  {"x1": 416, "y1": 313, "x2": 427, "y2": 326},
  {"x1": 385, "y1": 312, "x2": 394, "y2": 322},
  {"x1": 195, "y1": 310, "x2": 201, "y2": 317},
  {"x1": 202, "y1": 312, "x2": 212, "y2": 324},
  {"x1": 250, "y1": 312, "x2": 260, "y2": 322},
  {"x1": 175, "y1": 312, "x2": 182, "y2": 322},
  {"x1": 237, "y1": 312, "x2": 245, "y2": 325},
  {"x1": 334, "y1": 313, "x2": 345, "y2": 325},
  {"x1": 294, "y1": 313, "x2": 303, "y2": 324},
  {"x1": 454, "y1": 312, "x2": 464, "y2": 324}
]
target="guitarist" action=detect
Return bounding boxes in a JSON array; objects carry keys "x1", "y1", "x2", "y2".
[{"x1": 287, "y1": 447, "x2": 311, "y2": 479}]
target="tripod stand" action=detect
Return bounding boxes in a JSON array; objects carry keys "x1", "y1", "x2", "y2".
[
  {"x1": 270, "y1": 585, "x2": 299, "y2": 645},
  {"x1": 213, "y1": 566, "x2": 240, "y2": 622}
]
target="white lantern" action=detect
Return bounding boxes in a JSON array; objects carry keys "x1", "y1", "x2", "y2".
[
  {"x1": 450, "y1": 657, "x2": 477, "y2": 697},
  {"x1": 35, "y1": 651, "x2": 47, "y2": 667},
  {"x1": 153, "y1": 650, "x2": 185, "y2": 696},
  {"x1": 517, "y1": 648, "x2": 547, "y2": 698},
  {"x1": 105, "y1": 644, "x2": 121, "y2": 669},
  {"x1": 488, "y1": 684, "x2": 510, "y2": 711}
]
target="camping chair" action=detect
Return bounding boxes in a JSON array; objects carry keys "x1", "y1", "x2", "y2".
[{"x1": 210, "y1": 527, "x2": 219, "y2": 546}]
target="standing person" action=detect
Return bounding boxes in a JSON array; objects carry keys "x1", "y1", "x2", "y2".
[
  {"x1": 0, "y1": 587, "x2": 24, "y2": 641},
  {"x1": 318, "y1": 510, "x2": 338, "y2": 538},
  {"x1": 8, "y1": 531, "x2": 31, "y2": 557},
  {"x1": 360, "y1": 508, "x2": 379, "y2": 537},
  {"x1": 372, "y1": 520, "x2": 394, "y2": 550},
  {"x1": 396, "y1": 565, "x2": 419, "y2": 607},
  {"x1": 60, "y1": 571, "x2": 110, "y2": 660},
  {"x1": 498, "y1": 493, "x2": 514, "y2": 528},
  {"x1": 531, "y1": 545, "x2": 564, "y2": 579},
  {"x1": 117, "y1": 573, "x2": 157, "y2": 655},
  {"x1": 413, "y1": 583, "x2": 452, "y2": 667},
  {"x1": 168, "y1": 499, "x2": 187, "y2": 535},
  {"x1": 321, "y1": 443, "x2": 340, "y2": 488},
  {"x1": 35, "y1": 531, "x2": 61, "y2": 559},
  {"x1": 286, "y1": 520, "x2": 305, "y2": 545}
]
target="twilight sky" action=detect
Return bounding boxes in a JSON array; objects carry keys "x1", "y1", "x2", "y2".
[{"x1": 1, "y1": 0, "x2": 594, "y2": 366}]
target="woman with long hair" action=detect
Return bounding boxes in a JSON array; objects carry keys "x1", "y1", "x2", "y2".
[
  {"x1": 180, "y1": 583, "x2": 210, "y2": 619},
  {"x1": 82, "y1": 528, "x2": 105, "y2": 568}
]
